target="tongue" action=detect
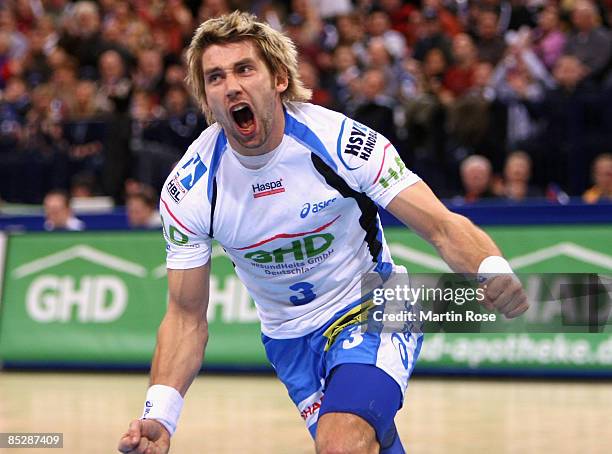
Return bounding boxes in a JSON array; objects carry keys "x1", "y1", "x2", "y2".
[{"x1": 234, "y1": 107, "x2": 254, "y2": 130}]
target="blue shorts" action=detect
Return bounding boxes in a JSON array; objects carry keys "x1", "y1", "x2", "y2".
[{"x1": 262, "y1": 300, "x2": 423, "y2": 440}]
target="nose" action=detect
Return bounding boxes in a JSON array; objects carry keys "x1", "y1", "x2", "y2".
[{"x1": 225, "y1": 71, "x2": 242, "y2": 100}]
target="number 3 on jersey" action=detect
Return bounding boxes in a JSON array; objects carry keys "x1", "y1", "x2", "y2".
[{"x1": 289, "y1": 282, "x2": 316, "y2": 305}]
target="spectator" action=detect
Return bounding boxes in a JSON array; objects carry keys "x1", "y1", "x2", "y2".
[
  {"x1": 532, "y1": 5, "x2": 567, "y2": 71},
  {"x1": 298, "y1": 59, "x2": 335, "y2": 109},
  {"x1": 444, "y1": 33, "x2": 479, "y2": 97},
  {"x1": 365, "y1": 8, "x2": 406, "y2": 61},
  {"x1": 352, "y1": 68, "x2": 398, "y2": 145},
  {"x1": 405, "y1": 9, "x2": 425, "y2": 49},
  {"x1": 365, "y1": 37, "x2": 402, "y2": 97},
  {"x1": 126, "y1": 186, "x2": 162, "y2": 229},
  {"x1": 71, "y1": 79, "x2": 103, "y2": 119},
  {"x1": 153, "y1": 85, "x2": 206, "y2": 152},
  {"x1": 71, "y1": 172, "x2": 97, "y2": 198},
  {"x1": 412, "y1": 8, "x2": 453, "y2": 63},
  {"x1": 494, "y1": 150, "x2": 542, "y2": 200},
  {"x1": 491, "y1": 41, "x2": 551, "y2": 151},
  {"x1": 378, "y1": 0, "x2": 415, "y2": 39},
  {"x1": 530, "y1": 55, "x2": 603, "y2": 194},
  {"x1": 0, "y1": 76, "x2": 29, "y2": 152},
  {"x1": 474, "y1": 9, "x2": 507, "y2": 65},
  {"x1": 20, "y1": 25, "x2": 51, "y2": 87},
  {"x1": 43, "y1": 189, "x2": 85, "y2": 231},
  {"x1": 330, "y1": 44, "x2": 360, "y2": 110},
  {"x1": 0, "y1": 30, "x2": 19, "y2": 89},
  {"x1": 100, "y1": 16, "x2": 135, "y2": 68},
  {"x1": 140, "y1": 0, "x2": 193, "y2": 56},
  {"x1": 423, "y1": 47, "x2": 452, "y2": 103},
  {"x1": 422, "y1": 0, "x2": 463, "y2": 37},
  {"x1": 458, "y1": 155, "x2": 496, "y2": 202},
  {"x1": 565, "y1": 0, "x2": 612, "y2": 80},
  {"x1": 98, "y1": 49, "x2": 132, "y2": 113},
  {"x1": 446, "y1": 62, "x2": 508, "y2": 171},
  {"x1": 0, "y1": 8, "x2": 28, "y2": 60},
  {"x1": 335, "y1": 13, "x2": 365, "y2": 48},
  {"x1": 57, "y1": 1, "x2": 105, "y2": 76},
  {"x1": 583, "y1": 153, "x2": 612, "y2": 203},
  {"x1": 132, "y1": 47, "x2": 165, "y2": 98}
]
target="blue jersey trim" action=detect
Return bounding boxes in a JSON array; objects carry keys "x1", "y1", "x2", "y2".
[
  {"x1": 207, "y1": 130, "x2": 227, "y2": 203},
  {"x1": 335, "y1": 117, "x2": 362, "y2": 171},
  {"x1": 285, "y1": 111, "x2": 338, "y2": 172},
  {"x1": 373, "y1": 218, "x2": 393, "y2": 281}
]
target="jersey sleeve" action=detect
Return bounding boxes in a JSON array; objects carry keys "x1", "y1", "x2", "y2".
[
  {"x1": 337, "y1": 118, "x2": 421, "y2": 207},
  {"x1": 160, "y1": 197, "x2": 212, "y2": 269}
]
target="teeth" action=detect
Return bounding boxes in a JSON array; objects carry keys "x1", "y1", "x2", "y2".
[{"x1": 231, "y1": 105, "x2": 248, "y2": 112}]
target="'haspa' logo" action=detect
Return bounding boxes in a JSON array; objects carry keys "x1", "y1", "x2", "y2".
[{"x1": 252, "y1": 178, "x2": 285, "y2": 198}]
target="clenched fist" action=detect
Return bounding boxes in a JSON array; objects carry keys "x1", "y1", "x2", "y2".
[
  {"x1": 481, "y1": 274, "x2": 529, "y2": 319},
  {"x1": 118, "y1": 419, "x2": 171, "y2": 454}
]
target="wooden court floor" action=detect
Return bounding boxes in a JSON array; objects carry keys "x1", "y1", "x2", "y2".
[{"x1": 0, "y1": 372, "x2": 610, "y2": 453}]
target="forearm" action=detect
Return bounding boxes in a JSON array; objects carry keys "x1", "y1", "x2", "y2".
[
  {"x1": 150, "y1": 305, "x2": 208, "y2": 396},
  {"x1": 430, "y1": 213, "x2": 501, "y2": 274},
  {"x1": 386, "y1": 183, "x2": 506, "y2": 273}
]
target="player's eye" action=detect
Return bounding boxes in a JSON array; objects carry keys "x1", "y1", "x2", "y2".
[
  {"x1": 238, "y1": 65, "x2": 254, "y2": 74},
  {"x1": 207, "y1": 73, "x2": 222, "y2": 84}
]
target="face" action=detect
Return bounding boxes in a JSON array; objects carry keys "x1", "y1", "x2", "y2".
[
  {"x1": 75, "y1": 81, "x2": 95, "y2": 105},
  {"x1": 473, "y1": 62, "x2": 492, "y2": 87},
  {"x1": 368, "y1": 12, "x2": 389, "y2": 36},
  {"x1": 202, "y1": 40, "x2": 288, "y2": 155},
  {"x1": 99, "y1": 50, "x2": 124, "y2": 80},
  {"x1": 538, "y1": 8, "x2": 558, "y2": 31},
  {"x1": 452, "y1": 34, "x2": 475, "y2": 63},
  {"x1": 504, "y1": 156, "x2": 530, "y2": 182},
  {"x1": 593, "y1": 157, "x2": 612, "y2": 190},
  {"x1": 553, "y1": 56, "x2": 584, "y2": 88},
  {"x1": 462, "y1": 163, "x2": 491, "y2": 193},
  {"x1": 334, "y1": 46, "x2": 355, "y2": 71},
  {"x1": 368, "y1": 39, "x2": 391, "y2": 67},
  {"x1": 424, "y1": 48, "x2": 446, "y2": 76},
  {"x1": 478, "y1": 12, "x2": 498, "y2": 39},
  {"x1": 44, "y1": 194, "x2": 71, "y2": 227},
  {"x1": 165, "y1": 88, "x2": 188, "y2": 115},
  {"x1": 362, "y1": 70, "x2": 385, "y2": 100},
  {"x1": 572, "y1": 2, "x2": 595, "y2": 31},
  {"x1": 127, "y1": 198, "x2": 152, "y2": 227}
]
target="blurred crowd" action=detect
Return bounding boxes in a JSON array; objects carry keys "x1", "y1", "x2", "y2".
[{"x1": 0, "y1": 0, "x2": 611, "y2": 218}]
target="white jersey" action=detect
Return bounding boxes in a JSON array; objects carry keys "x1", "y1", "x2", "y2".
[{"x1": 159, "y1": 102, "x2": 420, "y2": 338}]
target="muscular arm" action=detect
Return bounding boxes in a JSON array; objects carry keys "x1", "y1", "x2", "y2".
[
  {"x1": 150, "y1": 262, "x2": 211, "y2": 396},
  {"x1": 386, "y1": 181, "x2": 501, "y2": 274}
]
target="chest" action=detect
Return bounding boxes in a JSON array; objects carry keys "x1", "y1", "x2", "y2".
[{"x1": 211, "y1": 159, "x2": 348, "y2": 250}]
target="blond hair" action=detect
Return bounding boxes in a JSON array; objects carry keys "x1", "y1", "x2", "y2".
[{"x1": 186, "y1": 11, "x2": 312, "y2": 123}]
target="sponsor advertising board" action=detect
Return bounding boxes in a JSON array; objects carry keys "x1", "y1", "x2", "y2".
[{"x1": 0, "y1": 226, "x2": 610, "y2": 374}]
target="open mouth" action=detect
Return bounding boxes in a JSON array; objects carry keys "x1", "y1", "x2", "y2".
[{"x1": 231, "y1": 104, "x2": 256, "y2": 135}]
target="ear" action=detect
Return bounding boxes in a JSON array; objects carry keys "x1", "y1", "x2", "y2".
[{"x1": 275, "y1": 70, "x2": 289, "y2": 94}]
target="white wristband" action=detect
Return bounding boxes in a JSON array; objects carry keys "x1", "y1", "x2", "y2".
[
  {"x1": 477, "y1": 256, "x2": 514, "y2": 282},
  {"x1": 141, "y1": 384, "x2": 184, "y2": 436}
]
